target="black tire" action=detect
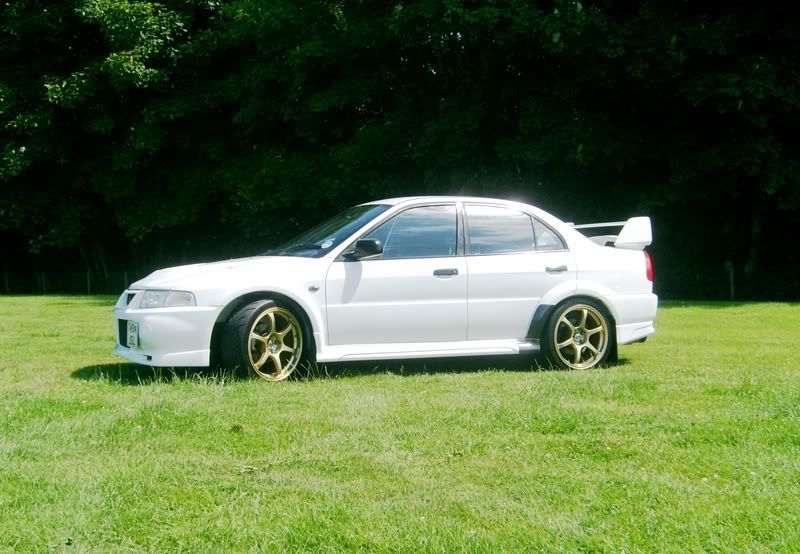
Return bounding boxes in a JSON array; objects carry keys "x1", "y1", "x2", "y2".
[
  {"x1": 542, "y1": 298, "x2": 612, "y2": 370},
  {"x1": 221, "y1": 299, "x2": 308, "y2": 381}
]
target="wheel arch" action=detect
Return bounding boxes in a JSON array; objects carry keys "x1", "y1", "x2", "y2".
[{"x1": 209, "y1": 291, "x2": 318, "y2": 365}]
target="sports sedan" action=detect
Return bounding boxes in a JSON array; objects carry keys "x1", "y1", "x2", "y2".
[{"x1": 114, "y1": 196, "x2": 657, "y2": 380}]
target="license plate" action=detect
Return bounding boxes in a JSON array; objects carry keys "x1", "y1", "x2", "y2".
[{"x1": 127, "y1": 320, "x2": 139, "y2": 348}]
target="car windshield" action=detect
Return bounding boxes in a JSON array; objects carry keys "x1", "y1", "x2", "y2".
[{"x1": 263, "y1": 204, "x2": 391, "y2": 257}]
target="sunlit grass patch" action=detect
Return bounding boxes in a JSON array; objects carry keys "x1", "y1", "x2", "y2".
[{"x1": 0, "y1": 296, "x2": 798, "y2": 551}]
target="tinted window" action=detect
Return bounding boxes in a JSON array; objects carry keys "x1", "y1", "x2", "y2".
[
  {"x1": 466, "y1": 205, "x2": 535, "y2": 255},
  {"x1": 364, "y1": 205, "x2": 457, "y2": 258},
  {"x1": 533, "y1": 218, "x2": 566, "y2": 251}
]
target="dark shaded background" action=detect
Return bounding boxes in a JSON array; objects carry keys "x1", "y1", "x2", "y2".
[{"x1": 1, "y1": 1, "x2": 798, "y2": 299}]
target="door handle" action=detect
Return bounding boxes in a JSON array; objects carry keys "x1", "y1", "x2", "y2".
[
  {"x1": 546, "y1": 265, "x2": 568, "y2": 273},
  {"x1": 433, "y1": 268, "x2": 459, "y2": 276}
]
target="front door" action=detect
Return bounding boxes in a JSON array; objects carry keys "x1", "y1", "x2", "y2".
[{"x1": 325, "y1": 204, "x2": 468, "y2": 345}]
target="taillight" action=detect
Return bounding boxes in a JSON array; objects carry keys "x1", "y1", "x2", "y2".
[{"x1": 644, "y1": 251, "x2": 654, "y2": 282}]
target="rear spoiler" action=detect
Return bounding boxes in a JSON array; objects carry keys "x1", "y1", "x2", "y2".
[{"x1": 567, "y1": 217, "x2": 652, "y2": 251}]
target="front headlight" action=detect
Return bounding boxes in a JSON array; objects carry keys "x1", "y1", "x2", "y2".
[{"x1": 140, "y1": 290, "x2": 196, "y2": 309}]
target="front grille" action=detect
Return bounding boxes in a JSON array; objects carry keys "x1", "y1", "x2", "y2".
[{"x1": 118, "y1": 319, "x2": 128, "y2": 348}]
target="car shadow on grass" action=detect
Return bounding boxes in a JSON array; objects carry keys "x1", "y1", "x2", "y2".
[
  {"x1": 71, "y1": 363, "x2": 223, "y2": 385},
  {"x1": 71, "y1": 356, "x2": 631, "y2": 385}
]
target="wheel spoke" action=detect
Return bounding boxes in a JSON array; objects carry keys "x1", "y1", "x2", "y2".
[
  {"x1": 250, "y1": 332, "x2": 268, "y2": 344},
  {"x1": 585, "y1": 343, "x2": 599, "y2": 355},
  {"x1": 560, "y1": 317, "x2": 575, "y2": 332},
  {"x1": 579, "y1": 309, "x2": 588, "y2": 327},
  {"x1": 266, "y1": 311, "x2": 276, "y2": 333},
  {"x1": 573, "y1": 344, "x2": 582, "y2": 365},
  {"x1": 269, "y1": 353, "x2": 283, "y2": 374},
  {"x1": 252, "y1": 348, "x2": 268, "y2": 370},
  {"x1": 586, "y1": 325, "x2": 603, "y2": 337},
  {"x1": 558, "y1": 338, "x2": 574, "y2": 349},
  {"x1": 276, "y1": 325, "x2": 293, "y2": 339},
  {"x1": 280, "y1": 344, "x2": 295, "y2": 354}
]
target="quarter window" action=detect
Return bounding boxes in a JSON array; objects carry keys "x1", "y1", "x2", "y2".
[
  {"x1": 466, "y1": 205, "x2": 535, "y2": 255},
  {"x1": 533, "y1": 218, "x2": 566, "y2": 251},
  {"x1": 363, "y1": 205, "x2": 458, "y2": 258}
]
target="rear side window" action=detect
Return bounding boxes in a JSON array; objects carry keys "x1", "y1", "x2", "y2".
[
  {"x1": 364, "y1": 205, "x2": 457, "y2": 258},
  {"x1": 533, "y1": 218, "x2": 566, "y2": 251},
  {"x1": 466, "y1": 205, "x2": 535, "y2": 255}
]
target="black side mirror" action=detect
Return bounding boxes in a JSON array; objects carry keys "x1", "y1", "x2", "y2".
[{"x1": 347, "y1": 239, "x2": 383, "y2": 260}]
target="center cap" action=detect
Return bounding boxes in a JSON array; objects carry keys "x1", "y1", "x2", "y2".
[
  {"x1": 268, "y1": 337, "x2": 280, "y2": 353},
  {"x1": 574, "y1": 331, "x2": 585, "y2": 345}
]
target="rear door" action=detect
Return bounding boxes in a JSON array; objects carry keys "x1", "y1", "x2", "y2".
[
  {"x1": 325, "y1": 204, "x2": 468, "y2": 345},
  {"x1": 464, "y1": 204, "x2": 576, "y2": 340}
]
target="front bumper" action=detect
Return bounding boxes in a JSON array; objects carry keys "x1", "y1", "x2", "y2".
[{"x1": 113, "y1": 290, "x2": 221, "y2": 367}]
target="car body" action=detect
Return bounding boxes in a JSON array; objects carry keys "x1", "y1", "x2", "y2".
[{"x1": 113, "y1": 196, "x2": 657, "y2": 378}]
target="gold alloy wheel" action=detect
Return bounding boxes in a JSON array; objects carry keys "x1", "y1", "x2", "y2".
[
  {"x1": 554, "y1": 304, "x2": 609, "y2": 369},
  {"x1": 247, "y1": 306, "x2": 303, "y2": 381}
]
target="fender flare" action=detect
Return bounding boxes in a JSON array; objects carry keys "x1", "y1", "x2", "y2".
[
  {"x1": 209, "y1": 287, "x2": 324, "y2": 360},
  {"x1": 526, "y1": 280, "x2": 619, "y2": 340}
]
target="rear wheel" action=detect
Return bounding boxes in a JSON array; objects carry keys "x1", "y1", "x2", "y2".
[
  {"x1": 221, "y1": 299, "x2": 305, "y2": 381},
  {"x1": 543, "y1": 300, "x2": 611, "y2": 370}
]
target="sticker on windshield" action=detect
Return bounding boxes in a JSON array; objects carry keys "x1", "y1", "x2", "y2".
[{"x1": 320, "y1": 239, "x2": 334, "y2": 249}]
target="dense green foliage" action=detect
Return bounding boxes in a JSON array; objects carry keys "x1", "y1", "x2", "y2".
[
  {"x1": 1, "y1": 2, "x2": 798, "y2": 297},
  {"x1": 1, "y1": 296, "x2": 799, "y2": 550}
]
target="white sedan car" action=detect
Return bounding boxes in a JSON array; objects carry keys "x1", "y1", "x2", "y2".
[{"x1": 114, "y1": 196, "x2": 657, "y2": 380}]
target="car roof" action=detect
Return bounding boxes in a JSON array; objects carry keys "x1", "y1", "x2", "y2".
[{"x1": 361, "y1": 196, "x2": 532, "y2": 207}]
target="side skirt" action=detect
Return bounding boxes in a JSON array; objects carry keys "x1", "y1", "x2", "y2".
[{"x1": 316, "y1": 339, "x2": 539, "y2": 363}]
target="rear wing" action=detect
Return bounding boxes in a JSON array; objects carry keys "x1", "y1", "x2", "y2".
[{"x1": 567, "y1": 217, "x2": 652, "y2": 251}]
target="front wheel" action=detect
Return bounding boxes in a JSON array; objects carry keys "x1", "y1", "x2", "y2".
[
  {"x1": 543, "y1": 300, "x2": 612, "y2": 370},
  {"x1": 221, "y1": 299, "x2": 306, "y2": 381}
]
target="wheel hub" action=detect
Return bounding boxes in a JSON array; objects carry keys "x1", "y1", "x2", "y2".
[
  {"x1": 574, "y1": 330, "x2": 585, "y2": 345},
  {"x1": 267, "y1": 336, "x2": 281, "y2": 354}
]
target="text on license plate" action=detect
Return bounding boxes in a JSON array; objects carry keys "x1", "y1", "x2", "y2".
[{"x1": 127, "y1": 320, "x2": 139, "y2": 348}]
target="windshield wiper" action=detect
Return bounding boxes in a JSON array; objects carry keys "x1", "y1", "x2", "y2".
[
  {"x1": 284, "y1": 244, "x2": 322, "y2": 252},
  {"x1": 259, "y1": 244, "x2": 323, "y2": 256},
  {"x1": 258, "y1": 244, "x2": 322, "y2": 256}
]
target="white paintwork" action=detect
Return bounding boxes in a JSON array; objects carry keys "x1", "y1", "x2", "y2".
[
  {"x1": 113, "y1": 196, "x2": 658, "y2": 367},
  {"x1": 465, "y1": 251, "x2": 576, "y2": 340},
  {"x1": 325, "y1": 256, "x2": 468, "y2": 345}
]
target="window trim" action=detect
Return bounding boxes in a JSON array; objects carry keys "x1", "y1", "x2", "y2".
[
  {"x1": 463, "y1": 203, "x2": 569, "y2": 256},
  {"x1": 336, "y1": 202, "x2": 463, "y2": 261}
]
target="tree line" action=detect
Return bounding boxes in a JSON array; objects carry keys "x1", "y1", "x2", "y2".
[{"x1": 1, "y1": 1, "x2": 798, "y2": 299}]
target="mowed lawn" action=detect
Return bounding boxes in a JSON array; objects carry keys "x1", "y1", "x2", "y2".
[{"x1": 0, "y1": 297, "x2": 798, "y2": 552}]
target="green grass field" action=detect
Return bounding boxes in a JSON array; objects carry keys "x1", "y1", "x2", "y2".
[{"x1": 0, "y1": 296, "x2": 798, "y2": 552}]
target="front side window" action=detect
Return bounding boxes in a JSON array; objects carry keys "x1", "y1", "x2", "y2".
[
  {"x1": 466, "y1": 205, "x2": 535, "y2": 255},
  {"x1": 363, "y1": 205, "x2": 457, "y2": 259}
]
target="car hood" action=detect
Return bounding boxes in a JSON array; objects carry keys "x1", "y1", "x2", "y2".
[{"x1": 130, "y1": 256, "x2": 319, "y2": 290}]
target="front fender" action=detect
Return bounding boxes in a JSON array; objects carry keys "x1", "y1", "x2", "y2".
[{"x1": 212, "y1": 284, "x2": 326, "y2": 337}]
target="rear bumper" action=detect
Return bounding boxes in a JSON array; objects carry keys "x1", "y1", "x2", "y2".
[
  {"x1": 613, "y1": 292, "x2": 658, "y2": 345},
  {"x1": 113, "y1": 295, "x2": 220, "y2": 367},
  {"x1": 616, "y1": 322, "x2": 655, "y2": 344}
]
